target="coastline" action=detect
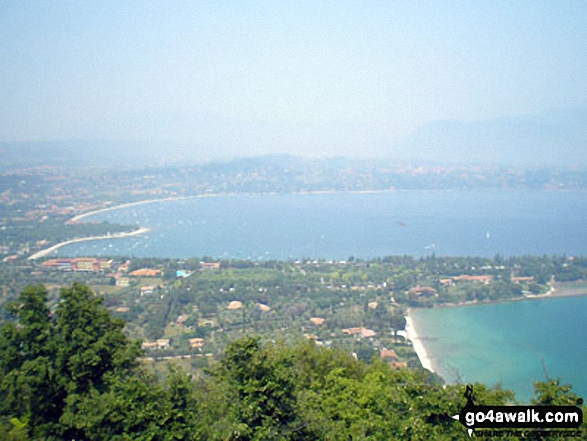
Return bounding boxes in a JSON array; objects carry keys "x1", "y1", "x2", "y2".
[
  {"x1": 28, "y1": 227, "x2": 151, "y2": 260},
  {"x1": 69, "y1": 195, "x2": 214, "y2": 222},
  {"x1": 430, "y1": 283, "x2": 587, "y2": 310},
  {"x1": 68, "y1": 189, "x2": 405, "y2": 223},
  {"x1": 405, "y1": 309, "x2": 436, "y2": 373}
]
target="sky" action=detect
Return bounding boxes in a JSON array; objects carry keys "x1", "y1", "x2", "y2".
[{"x1": 1, "y1": 1, "x2": 587, "y2": 159}]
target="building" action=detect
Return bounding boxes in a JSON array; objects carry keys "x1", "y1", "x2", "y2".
[
  {"x1": 130, "y1": 268, "x2": 161, "y2": 277},
  {"x1": 452, "y1": 275, "x2": 494, "y2": 284},
  {"x1": 511, "y1": 276, "x2": 534, "y2": 283},
  {"x1": 380, "y1": 348, "x2": 398, "y2": 360},
  {"x1": 115, "y1": 277, "x2": 130, "y2": 287},
  {"x1": 141, "y1": 339, "x2": 170, "y2": 350},
  {"x1": 390, "y1": 361, "x2": 408, "y2": 369},
  {"x1": 227, "y1": 301, "x2": 243, "y2": 310},
  {"x1": 140, "y1": 286, "x2": 155, "y2": 296},
  {"x1": 176, "y1": 314, "x2": 189, "y2": 325},
  {"x1": 41, "y1": 258, "x2": 111, "y2": 272},
  {"x1": 342, "y1": 327, "x2": 376, "y2": 338},
  {"x1": 188, "y1": 338, "x2": 205, "y2": 349},
  {"x1": 408, "y1": 286, "x2": 438, "y2": 297}
]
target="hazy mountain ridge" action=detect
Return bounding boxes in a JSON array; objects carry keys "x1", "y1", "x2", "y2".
[
  {"x1": 396, "y1": 107, "x2": 587, "y2": 166},
  {"x1": 1, "y1": 107, "x2": 586, "y2": 169}
]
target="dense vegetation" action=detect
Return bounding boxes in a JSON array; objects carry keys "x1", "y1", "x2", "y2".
[
  {"x1": 0, "y1": 220, "x2": 135, "y2": 252},
  {"x1": 2, "y1": 254, "x2": 587, "y2": 367},
  {"x1": 0, "y1": 283, "x2": 585, "y2": 440}
]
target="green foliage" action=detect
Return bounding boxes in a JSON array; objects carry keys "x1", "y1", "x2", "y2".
[
  {"x1": 532, "y1": 379, "x2": 582, "y2": 406},
  {"x1": 1, "y1": 283, "x2": 586, "y2": 440},
  {"x1": 0, "y1": 283, "x2": 141, "y2": 438},
  {"x1": 210, "y1": 336, "x2": 311, "y2": 440}
]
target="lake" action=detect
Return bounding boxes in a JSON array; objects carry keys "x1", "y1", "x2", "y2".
[
  {"x1": 410, "y1": 295, "x2": 587, "y2": 402},
  {"x1": 54, "y1": 189, "x2": 587, "y2": 401},
  {"x1": 55, "y1": 190, "x2": 587, "y2": 259}
]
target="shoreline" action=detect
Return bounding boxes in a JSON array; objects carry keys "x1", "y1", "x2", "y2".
[
  {"x1": 34, "y1": 189, "x2": 401, "y2": 261},
  {"x1": 28, "y1": 227, "x2": 151, "y2": 260},
  {"x1": 429, "y1": 283, "x2": 587, "y2": 310},
  {"x1": 68, "y1": 189, "x2": 408, "y2": 223},
  {"x1": 69, "y1": 194, "x2": 219, "y2": 222},
  {"x1": 405, "y1": 310, "x2": 436, "y2": 373}
]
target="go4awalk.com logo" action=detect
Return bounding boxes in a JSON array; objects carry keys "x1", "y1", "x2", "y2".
[{"x1": 451, "y1": 385, "x2": 583, "y2": 438}]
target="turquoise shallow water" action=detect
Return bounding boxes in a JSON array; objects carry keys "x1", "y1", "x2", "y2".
[
  {"x1": 55, "y1": 190, "x2": 587, "y2": 259},
  {"x1": 410, "y1": 296, "x2": 587, "y2": 403}
]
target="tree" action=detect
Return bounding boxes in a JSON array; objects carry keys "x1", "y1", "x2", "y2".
[
  {"x1": 0, "y1": 285, "x2": 59, "y2": 437},
  {"x1": 0, "y1": 283, "x2": 142, "y2": 439},
  {"x1": 210, "y1": 337, "x2": 311, "y2": 440}
]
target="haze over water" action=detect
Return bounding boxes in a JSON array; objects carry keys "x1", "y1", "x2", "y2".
[{"x1": 56, "y1": 190, "x2": 587, "y2": 260}]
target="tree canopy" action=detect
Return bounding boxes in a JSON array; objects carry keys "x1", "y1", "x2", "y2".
[{"x1": 0, "y1": 284, "x2": 585, "y2": 440}]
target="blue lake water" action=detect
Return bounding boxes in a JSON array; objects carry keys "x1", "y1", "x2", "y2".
[
  {"x1": 54, "y1": 189, "x2": 587, "y2": 401},
  {"x1": 410, "y1": 296, "x2": 587, "y2": 403},
  {"x1": 56, "y1": 190, "x2": 587, "y2": 259}
]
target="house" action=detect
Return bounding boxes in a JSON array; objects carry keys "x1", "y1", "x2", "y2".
[
  {"x1": 140, "y1": 286, "x2": 155, "y2": 296},
  {"x1": 130, "y1": 268, "x2": 161, "y2": 277},
  {"x1": 310, "y1": 317, "x2": 324, "y2": 326},
  {"x1": 118, "y1": 260, "x2": 130, "y2": 272},
  {"x1": 176, "y1": 314, "x2": 189, "y2": 325},
  {"x1": 141, "y1": 339, "x2": 170, "y2": 350},
  {"x1": 188, "y1": 338, "x2": 205, "y2": 349},
  {"x1": 360, "y1": 328, "x2": 376, "y2": 338},
  {"x1": 227, "y1": 301, "x2": 243, "y2": 310},
  {"x1": 257, "y1": 303, "x2": 271, "y2": 312},
  {"x1": 408, "y1": 286, "x2": 437, "y2": 297},
  {"x1": 200, "y1": 262, "x2": 221, "y2": 270},
  {"x1": 511, "y1": 276, "x2": 534, "y2": 284},
  {"x1": 390, "y1": 361, "x2": 408, "y2": 369},
  {"x1": 342, "y1": 327, "x2": 376, "y2": 338},
  {"x1": 116, "y1": 277, "x2": 130, "y2": 287},
  {"x1": 452, "y1": 275, "x2": 493, "y2": 284},
  {"x1": 156, "y1": 339, "x2": 170, "y2": 349},
  {"x1": 342, "y1": 327, "x2": 362, "y2": 335},
  {"x1": 380, "y1": 348, "x2": 398, "y2": 360}
]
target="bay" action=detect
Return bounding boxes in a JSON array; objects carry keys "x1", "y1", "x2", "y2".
[
  {"x1": 410, "y1": 296, "x2": 587, "y2": 403},
  {"x1": 53, "y1": 189, "x2": 587, "y2": 402},
  {"x1": 55, "y1": 190, "x2": 587, "y2": 259}
]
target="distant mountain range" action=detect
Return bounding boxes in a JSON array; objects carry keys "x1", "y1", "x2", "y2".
[
  {"x1": 393, "y1": 107, "x2": 587, "y2": 166},
  {"x1": 1, "y1": 107, "x2": 586, "y2": 168}
]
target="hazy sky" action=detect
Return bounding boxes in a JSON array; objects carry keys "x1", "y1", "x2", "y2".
[{"x1": 1, "y1": 1, "x2": 586, "y2": 158}]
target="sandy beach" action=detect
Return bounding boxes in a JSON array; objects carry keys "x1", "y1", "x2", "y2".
[
  {"x1": 69, "y1": 195, "x2": 210, "y2": 222},
  {"x1": 405, "y1": 310, "x2": 436, "y2": 373},
  {"x1": 69, "y1": 189, "x2": 404, "y2": 223},
  {"x1": 28, "y1": 227, "x2": 151, "y2": 260}
]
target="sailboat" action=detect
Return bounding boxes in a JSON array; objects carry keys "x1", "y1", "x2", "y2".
[{"x1": 486, "y1": 230, "x2": 491, "y2": 239}]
